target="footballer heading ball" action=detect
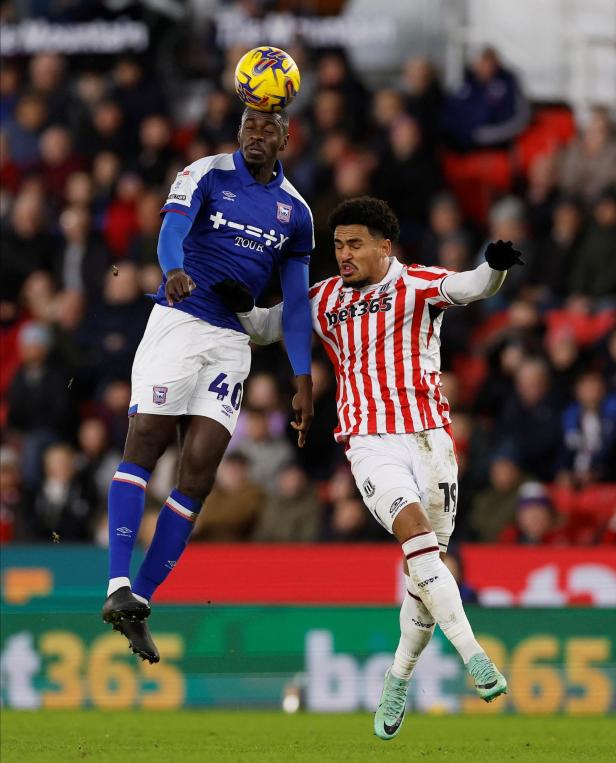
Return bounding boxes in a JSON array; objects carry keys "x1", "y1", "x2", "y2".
[{"x1": 234, "y1": 46, "x2": 301, "y2": 113}]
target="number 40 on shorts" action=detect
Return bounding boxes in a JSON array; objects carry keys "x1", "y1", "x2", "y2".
[{"x1": 208, "y1": 373, "x2": 243, "y2": 409}]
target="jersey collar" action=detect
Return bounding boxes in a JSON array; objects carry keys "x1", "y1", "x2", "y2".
[
  {"x1": 233, "y1": 149, "x2": 284, "y2": 188},
  {"x1": 340, "y1": 257, "x2": 405, "y2": 295}
]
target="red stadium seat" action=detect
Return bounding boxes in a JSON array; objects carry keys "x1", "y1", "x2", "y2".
[
  {"x1": 547, "y1": 484, "x2": 579, "y2": 514},
  {"x1": 535, "y1": 106, "x2": 576, "y2": 143},
  {"x1": 578, "y1": 484, "x2": 616, "y2": 522},
  {"x1": 514, "y1": 107, "x2": 576, "y2": 176},
  {"x1": 441, "y1": 150, "x2": 513, "y2": 225}
]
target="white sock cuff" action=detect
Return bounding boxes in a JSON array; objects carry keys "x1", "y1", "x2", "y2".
[
  {"x1": 107, "y1": 576, "x2": 130, "y2": 596},
  {"x1": 402, "y1": 531, "x2": 439, "y2": 560}
]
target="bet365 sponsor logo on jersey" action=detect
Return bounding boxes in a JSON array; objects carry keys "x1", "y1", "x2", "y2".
[{"x1": 325, "y1": 295, "x2": 392, "y2": 327}]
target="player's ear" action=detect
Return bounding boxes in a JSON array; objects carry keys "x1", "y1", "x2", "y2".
[
  {"x1": 382, "y1": 238, "x2": 392, "y2": 256},
  {"x1": 280, "y1": 132, "x2": 289, "y2": 152}
]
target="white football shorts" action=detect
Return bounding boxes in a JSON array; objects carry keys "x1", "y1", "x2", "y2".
[
  {"x1": 129, "y1": 304, "x2": 251, "y2": 434},
  {"x1": 346, "y1": 427, "x2": 458, "y2": 552}
]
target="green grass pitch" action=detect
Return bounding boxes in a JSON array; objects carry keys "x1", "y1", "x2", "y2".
[{"x1": 2, "y1": 711, "x2": 615, "y2": 762}]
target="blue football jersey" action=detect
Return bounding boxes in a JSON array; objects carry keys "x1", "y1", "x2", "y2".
[{"x1": 156, "y1": 150, "x2": 314, "y2": 332}]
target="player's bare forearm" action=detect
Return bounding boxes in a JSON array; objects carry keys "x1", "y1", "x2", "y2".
[
  {"x1": 165, "y1": 268, "x2": 196, "y2": 306},
  {"x1": 291, "y1": 374, "x2": 313, "y2": 448}
]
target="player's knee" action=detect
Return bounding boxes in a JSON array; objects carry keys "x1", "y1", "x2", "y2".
[
  {"x1": 177, "y1": 464, "x2": 216, "y2": 503},
  {"x1": 388, "y1": 497, "x2": 432, "y2": 543}
]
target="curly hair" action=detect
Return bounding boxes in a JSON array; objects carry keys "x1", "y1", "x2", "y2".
[{"x1": 327, "y1": 196, "x2": 400, "y2": 242}]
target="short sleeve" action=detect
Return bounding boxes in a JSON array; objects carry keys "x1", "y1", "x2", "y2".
[
  {"x1": 288, "y1": 203, "x2": 314, "y2": 256},
  {"x1": 161, "y1": 167, "x2": 208, "y2": 222}
]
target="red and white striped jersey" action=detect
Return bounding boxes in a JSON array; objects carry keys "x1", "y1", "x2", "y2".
[{"x1": 309, "y1": 258, "x2": 455, "y2": 442}]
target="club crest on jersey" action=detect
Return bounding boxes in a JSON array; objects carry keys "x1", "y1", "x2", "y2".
[
  {"x1": 153, "y1": 386, "x2": 168, "y2": 405},
  {"x1": 276, "y1": 202, "x2": 292, "y2": 223},
  {"x1": 363, "y1": 478, "x2": 376, "y2": 498}
]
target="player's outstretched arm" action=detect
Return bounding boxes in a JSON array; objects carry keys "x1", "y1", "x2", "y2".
[
  {"x1": 158, "y1": 213, "x2": 196, "y2": 305},
  {"x1": 211, "y1": 279, "x2": 283, "y2": 344},
  {"x1": 441, "y1": 240, "x2": 524, "y2": 305},
  {"x1": 280, "y1": 256, "x2": 313, "y2": 447}
]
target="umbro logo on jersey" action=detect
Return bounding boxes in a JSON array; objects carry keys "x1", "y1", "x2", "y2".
[
  {"x1": 209, "y1": 211, "x2": 289, "y2": 250},
  {"x1": 325, "y1": 295, "x2": 392, "y2": 327},
  {"x1": 116, "y1": 526, "x2": 132, "y2": 537},
  {"x1": 222, "y1": 190, "x2": 236, "y2": 201}
]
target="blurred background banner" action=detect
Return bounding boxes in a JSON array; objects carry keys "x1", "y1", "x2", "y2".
[
  {"x1": 1, "y1": 0, "x2": 615, "y2": 722},
  {"x1": 1, "y1": 546, "x2": 615, "y2": 712}
]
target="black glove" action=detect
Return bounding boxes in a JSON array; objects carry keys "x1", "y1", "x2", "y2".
[
  {"x1": 211, "y1": 279, "x2": 255, "y2": 312},
  {"x1": 484, "y1": 240, "x2": 525, "y2": 271}
]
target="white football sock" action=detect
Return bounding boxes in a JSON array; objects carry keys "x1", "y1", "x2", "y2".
[
  {"x1": 403, "y1": 531, "x2": 483, "y2": 664},
  {"x1": 390, "y1": 576, "x2": 435, "y2": 680},
  {"x1": 107, "y1": 576, "x2": 130, "y2": 596}
]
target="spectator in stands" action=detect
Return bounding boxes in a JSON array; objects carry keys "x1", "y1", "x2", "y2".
[
  {"x1": 545, "y1": 328, "x2": 588, "y2": 406},
  {"x1": 130, "y1": 191, "x2": 164, "y2": 293},
  {"x1": 0, "y1": 61, "x2": 20, "y2": 124},
  {"x1": 371, "y1": 87, "x2": 407, "y2": 153},
  {"x1": 134, "y1": 114, "x2": 176, "y2": 187},
  {"x1": 534, "y1": 197, "x2": 585, "y2": 302},
  {"x1": 197, "y1": 89, "x2": 239, "y2": 148},
  {"x1": 525, "y1": 153, "x2": 561, "y2": 239},
  {"x1": 91, "y1": 151, "x2": 121, "y2": 225},
  {"x1": 253, "y1": 463, "x2": 322, "y2": 542},
  {"x1": 500, "y1": 482, "x2": 568, "y2": 545},
  {"x1": 560, "y1": 106, "x2": 616, "y2": 204},
  {"x1": 484, "y1": 197, "x2": 535, "y2": 301},
  {"x1": 6, "y1": 323, "x2": 72, "y2": 486},
  {"x1": 399, "y1": 56, "x2": 443, "y2": 151},
  {"x1": 36, "y1": 125, "x2": 84, "y2": 205},
  {"x1": 27, "y1": 53, "x2": 72, "y2": 127},
  {"x1": 558, "y1": 370, "x2": 616, "y2": 485},
  {"x1": 111, "y1": 55, "x2": 168, "y2": 146},
  {"x1": 568, "y1": 186, "x2": 616, "y2": 299},
  {"x1": 496, "y1": 357, "x2": 563, "y2": 481},
  {"x1": 88, "y1": 100, "x2": 129, "y2": 158},
  {"x1": 76, "y1": 417, "x2": 121, "y2": 509},
  {"x1": 97, "y1": 380, "x2": 131, "y2": 453},
  {"x1": 443, "y1": 549, "x2": 478, "y2": 603},
  {"x1": 56, "y1": 205, "x2": 109, "y2": 302},
  {"x1": 3, "y1": 91, "x2": 48, "y2": 167},
  {"x1": 441, "y1": 46, "x2": 529, "y2": 151},
  {"x1": 76, "y1": 262, "x2": 151, "y2": 386},
  {"x1": 2, "y1": 189, "x2": 55, "y2": 295},
  {"x1": 373, "y1": 114, "x2": 441, "y2": 239},
  {"x1": 27, "y1": 442, "x2": 98, "y2": 542},
  {"x1": 232, "y1": 406, "x2": 294, "y2": 490},
  {"x1": 102, "y1": 172, "x2": 143, "y2": 259},
  {"x1": 193, "y1": 453, "x2": 265, "y2": 541},
  {"x1": 313, "y1": 49, "x2": 368, "y2": 138},
  {"x1": 469, "y1": 454, "x2": 525, "y2": 542},
  {"x1": 418, "y1": 192, "x2": 475, "y2": 267},
  {"x1": 0, "y1": 446, "x2": 28, "y2": 543}
]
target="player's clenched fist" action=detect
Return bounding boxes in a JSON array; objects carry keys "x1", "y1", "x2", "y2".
[
  {"x1": 484, "y1": 240, "x2": 525, "y2": 270},
  {"x1": 165, "y1": 268, "x2": 196, "y2": 306}
]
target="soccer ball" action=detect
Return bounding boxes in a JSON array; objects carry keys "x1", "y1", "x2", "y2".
[{"x1": 234, "y1": 46, "x2": 301, "y2": 113}]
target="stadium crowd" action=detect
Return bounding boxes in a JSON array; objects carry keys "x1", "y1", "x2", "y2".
[{"x1": 1, "y1": 28, "x2": 615, "y2": 548}]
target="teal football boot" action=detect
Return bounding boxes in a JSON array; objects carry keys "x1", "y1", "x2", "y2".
[
  {"x1": 467, "y1": 653, "x2": 507, "y2": 702},
  {"x1": 374, "y1": 669, "x2": 410, "y2": 740}
]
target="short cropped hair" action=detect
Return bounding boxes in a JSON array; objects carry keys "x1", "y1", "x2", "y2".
[
  {"x1": 241, "y1": 106, "x2": 289, "y2": 134},
  {"x1": 328, "y1": 196, "x2": 400, "y2": 242}
]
